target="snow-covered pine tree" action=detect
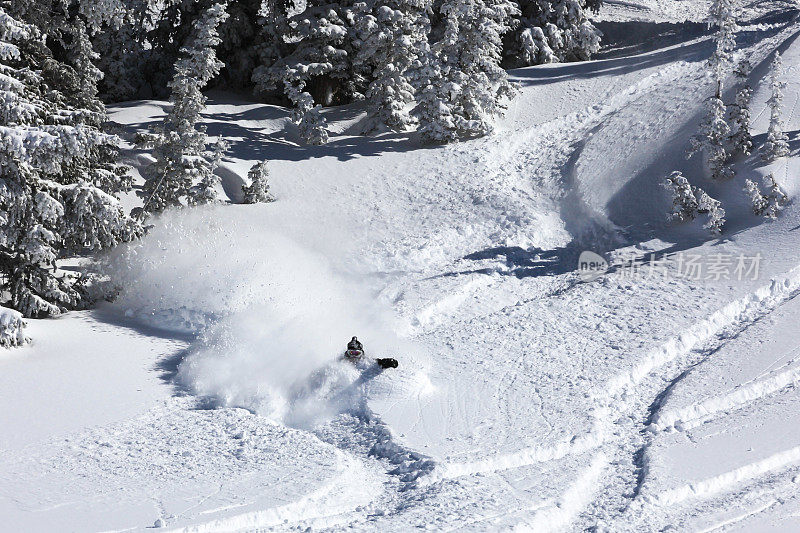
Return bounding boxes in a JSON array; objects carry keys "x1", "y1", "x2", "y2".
[
  {"x1": 743, "y1": 178, "x2": 768, "y2": 216},
  {"x1": 92, "y1": 0, "x2": 270, "y2": 101},
  {"x1": 252, "y1": 0, "x2": 364, "y2": 145},
  {"x1": 761, "y1": 52, "x2": 790, "y2": 163},
  {"x1": 0, "y1": 305, "x2": 29, "y2": 347},
  {"x1": 216, "y1": 0, "x2": 271, "y2": 89},
  {"x1": 745, "y1": 174, "x2": 788, "y2": 219},
  {"x1": 242, "y1": 160, "x2": 275, "y2": 203},
  {"x1": 707, "y1": 0, "x2": 736, "y2": 92},
  {"x1": 728, "y1": 58, "x2": 753, "y2": 157},
  {"x1": 504, "y1": 0, "x2": 602, "y2": 68},
  {"x1": 663, "y1": 171, "x2": 698, "y2": 222},
  {"x1": 137, "y1": 3, "x2": 229, "y2": 216},
  {"x1": 92, "y1": 2, "x2": 154, "y2": 102},
  {"x1": 690, "y1": 94, "x2": 734, "y2": 180},
  {"x1": 65, "y1": 20, "x2": 105, "y2": 112},
  {"x1": 282, "y1": 74, "x2": 330, "y2": 145},
  {"x1": 413, "y1": 0, "x2": 518, "y2": 142},
  {"x1": 764, "y1": 173, "x2": 788, "y2": 217},
  {"x1": 354, "y1": 0, "x2": 431, "y2": 133},
  {"x1": 663, "y1": 171, "x2": 726, "y2": 235},
  {"x1": 411, "y1": 43, "x2": 458, "y2": 142},
  {"x1": 188, "y1": 137, "x2": 229, "y2": 205},
  {"x1": 695, "y1": 188, "x2": 726, "y2": 235},
  {"x1": 0, "y1": 7, "x2": 139, "y2": 317},
  {"x1": 689, "y1": 0, "x2": 736, "y2": 180}
]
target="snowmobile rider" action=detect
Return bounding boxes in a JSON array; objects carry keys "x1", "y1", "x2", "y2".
[
  {"x1": 344, "y1": 336, "x2": 398, "y2": 369},
  {"x1": 348, "y1": 336, "x2": 363, "y2": 352}
]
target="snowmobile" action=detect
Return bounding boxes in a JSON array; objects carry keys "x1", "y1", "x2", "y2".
[{"x1": 344, "y1": 336, "x2": 398, "y2": 369}]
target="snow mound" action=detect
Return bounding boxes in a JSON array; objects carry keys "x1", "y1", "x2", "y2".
[{"x1": 0, "y1": 306, "x2": 29, "y2": 348}]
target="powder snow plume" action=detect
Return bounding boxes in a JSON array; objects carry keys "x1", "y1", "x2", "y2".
[{"x1": 105, "y1": 204, "x2": 402, "y2": 425}]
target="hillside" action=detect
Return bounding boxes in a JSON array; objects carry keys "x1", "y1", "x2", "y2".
[{"x1": 3, "y1": 1, "x2": 800, "y2": 531}]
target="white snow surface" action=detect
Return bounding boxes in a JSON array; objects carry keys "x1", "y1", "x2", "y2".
[{"x1": 5, "y1": 1, "x2": 800, "y2": 531}]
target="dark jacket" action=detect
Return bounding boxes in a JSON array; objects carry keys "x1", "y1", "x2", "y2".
[{"x1": 347, "y1": 338, "x2": 363, "y2": 351}]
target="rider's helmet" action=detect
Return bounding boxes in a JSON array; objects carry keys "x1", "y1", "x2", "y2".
[{"x1": 346, "y1": 336, "x2": 363, "y2": 360}]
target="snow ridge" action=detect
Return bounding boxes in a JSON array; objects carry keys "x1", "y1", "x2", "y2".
[
  {"x1": 520, "y1": 453, "x2": 608, "y2": 532},
  {"x1": 647, "y1": 445, "x2": 800, "y2": 507},
  {"x1": 168, "y1": 447, "x2": 382, "y2": 533},
  {"x1": 652, "y1": 355, "x2": 800, "y2": 431},
  {"x1": 605, "y1": 265, "x2": 800, "y2": 398}
]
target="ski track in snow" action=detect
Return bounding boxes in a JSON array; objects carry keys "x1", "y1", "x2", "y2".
[
  {"x1": 652, "y1": 354, "x2": 800, "y2": 432},
  {"x1": 317, "y1": 17, "x2": 800, "y2": 530},
  {"x1": 518, "y1": 453, "x2": 609, "y2": 532},
  {"x1": 646, "y1": 445, "x2": 800, "y2": 507},
  {"x1": 417, "y1": 257, "x2": 800, "y2": 529},
  {"x1": 402, "y1": 20, "x2": 800, "y2": 531}
]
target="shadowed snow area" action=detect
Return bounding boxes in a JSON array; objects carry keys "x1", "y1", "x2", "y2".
[{"x1": 8, "y1": 1, "x2": 800, "y2": 531}]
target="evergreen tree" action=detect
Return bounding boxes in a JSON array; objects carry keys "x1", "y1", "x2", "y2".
[
  {"x1": 743, "y1": 178, "x2": 768, "y2": 216},
  {"x1": 695, "y1": 188, "x2": 726, "y2": 235},
  {"x1": 663, "y1": 171, "x2": 726, "y2": 235},
  {"x1": 91, "y1": 0, "x2": 255, "y2": 101},
  {"x1": 411, "y1": 45, "x2": 458, "y2": 142},
  {"x1": 282, "y1": 73, "x2": 330, "y2": 145},
  {"x1": 689, "y1": 0, "x2": 736, "y2": 180},
  {"x1": 504, "y1": 0, "x2": 602, "y2": 68},
  {"x1": 413, "y1": 0, "x2": 518, "y2": 142},
  {"x1": 137, "y1": 3, "x2": 229, "y2": 216},
  {"x1": 707, "y1": 0, "x2": 736, "y2": 93},
  {"x1": 188, "y1": 137, "x2": 229, "y2": 205},
  {"x1": 252, "y1": 0, "x2": 363, "y2": 145},
  {"x1": 761, "y1": 53, "x2": 790, "y2": 163},
  {"x1": 92, "y1": 1, "x2": 155, "y2": 101},
  {"x1": 728, "y1": 59, "x2": 753, "y2": 157},
  {"x1": 663, "y1": 171, "x2": 698, "y2": 223},
  {"x1": 77, "y1": 0, "x2": 128, "y2": 31},
  {"x1": 354, "y1": 0, "x2": 431, "y2": 133},
  {"x1": 242, "y1": 160, "x2": 275, "y2": 203},
  {"x1": 689, "y1": 96, "x2": 734, "y2": 180},
  {"x1": 0, "y1": 7, "x2": 139, "y2": 317},
  {"x1": 66, "y1": 20, "x2": 105, "y2": 112},
  {"x1": 764, "y1": 173, "x2": 788, "y2": 217},
  {"x1": 745, "y1": 174, "x2": 787, "y2": 219},
  {"x1": 217, "y1": 0, "x2": 271, "y2": 88},
  {"x1": 0, "y1": 305, "x2": 29, "y2": 347}
]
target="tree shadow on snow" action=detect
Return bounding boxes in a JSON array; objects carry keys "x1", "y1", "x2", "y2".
[
  {"x1": 511, "y1": 34, "x2": 709, "y2": 88},
  {"x1": 593, "y1": 24, "x2": 800, "y2": 254},
  {"x1": 452, "y1": 245, "x2": 580, "y2": 279},
  {"x1": 595, "y1": 20, "x2": 711, "y2": 60},
  {"x1": 513, "y1": 8, "x2": 798, "y2": 89},
  {"x1": 449, "y1": 19, "x2": 800, "y2": 285},
  {"x1": 87, "y1": 305, "x2": 198, "y2": 394},
  {"x1": 739, "y1": 130, "x2": 800, "y2": 174},
  {"x1": 117, "y1": 113, "x2": 423, "y2": 164}
]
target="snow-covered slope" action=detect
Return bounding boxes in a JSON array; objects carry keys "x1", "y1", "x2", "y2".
[{"x1": 4, "y1": 1, "x2": 800, "y2": 531}]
